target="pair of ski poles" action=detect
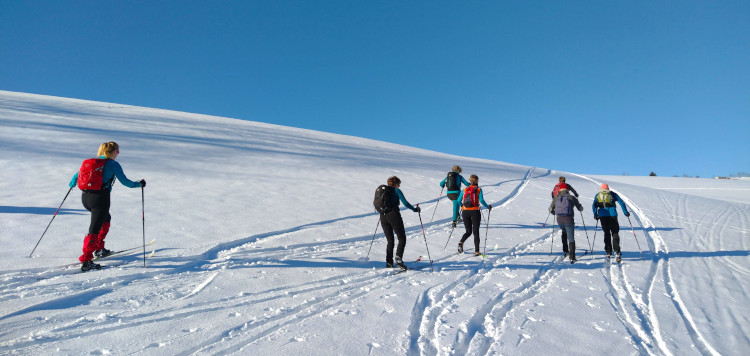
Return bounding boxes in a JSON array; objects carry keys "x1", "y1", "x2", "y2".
[
  {"x1": 548, "y1": 210, "x2": 593, "y2": 256},
  {"x1": 29, "y1": 186, "x2": 149, "y2": 267},
  {"x1": 444, "y1": 207, "x2": 493, "y2": 258},
  {"x1": 572, "y1": 213, "x2": 645, "y2": 261},
  {"x1": 366, "y1": 205, "x2": 433, "y2": 271}
]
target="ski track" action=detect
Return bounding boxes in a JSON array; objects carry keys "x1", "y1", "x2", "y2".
[
  {"x1": 0, "y1": 171, "x2": 532, "y2": 353},
  {"x1": 185, "y1": 169, "x2": 539, "y2": 354},
  {"x1": 405, "y1": 168, "x2": 574, "y2": 355},
  {"x1": 2, "y1": 167, "x2": 734, "y2": 355},
  {"x1": 576, "y1": 174, "x2": 722, "y2": 356}
]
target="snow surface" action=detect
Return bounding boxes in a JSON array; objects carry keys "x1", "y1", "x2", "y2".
[{"x1": 1, "y1": 90, "x2": 749, "y2": 355}]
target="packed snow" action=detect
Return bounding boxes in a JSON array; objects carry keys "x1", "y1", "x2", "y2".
[{"x1": 1, "y1": 90, "x2": 748, "y2": 355}]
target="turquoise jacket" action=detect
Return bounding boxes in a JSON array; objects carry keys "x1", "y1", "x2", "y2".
[
  {"x1": 395, "y1": 188, "x2": 418, "y2": 212},
  {"x1": 440, "y1": 172, "x2": 470, "y2": 194},
  {"x1": 70, "y1": 156, "x2": 140, "y2": 191}
]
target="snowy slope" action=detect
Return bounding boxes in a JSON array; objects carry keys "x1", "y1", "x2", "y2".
[{"x1": 1, "y1": 91, "x2": 748, "y2": 355}]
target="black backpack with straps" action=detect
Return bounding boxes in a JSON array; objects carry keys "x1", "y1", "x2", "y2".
[
  {"x1": 374, "y1": 185, "x2": 398, "y2": 214},
  {"x1": 446, "y1": 172, "x2": 459, "y2": 191}
]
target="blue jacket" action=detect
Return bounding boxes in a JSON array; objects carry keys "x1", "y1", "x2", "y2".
[
  {"x1": 70, "y1": 156, "x2": 140, "y2": 191},
  {"x1": 457, "y1": 185, "x2": 490, "y2": 209},
  {"x1": 395, "y1": 188, "x2": 418, "y2": 212},
  {"x1": 440, "y1": 172, "x2": 470, "y2": 194},
  {"x1": 592, "y1": 190, "x2": 629, "y2": 218}
]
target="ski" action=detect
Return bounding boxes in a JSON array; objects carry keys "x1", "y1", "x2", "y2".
[
  {"x1": 93, "y1": 239, "x2": 156, "y2": 261},
  {"x1": 392, "y1": 268, "x2": 408, "y2": 275},
  {"x1": 82, "y1": 248, "x2": 156, "y2": 273},
  {"x1": 54, "y1": 239, "x2": 156, "y2": 270}
]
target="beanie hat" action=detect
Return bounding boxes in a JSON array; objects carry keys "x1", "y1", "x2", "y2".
[{"x1": 601, "y1": 183, "x2": 609, "y2": 190}]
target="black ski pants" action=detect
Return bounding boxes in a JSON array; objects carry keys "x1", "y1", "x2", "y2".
[
  {"x1": 460, "y1": 210, "x2": 482, "y2": 252},
  {"x1": 381, "y1": 210, "x2": 407, "y2": 263},
  {"x1": 600, "y1": 216, "x2": 621, "y2": 255},
  {"x1": 82, "y1": 190, "x2": 111, "y2": 235}
]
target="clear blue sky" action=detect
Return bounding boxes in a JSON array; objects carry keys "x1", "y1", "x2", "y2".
[{"x1": 2, "y1": 1, "x2": 748, "y2": 177}]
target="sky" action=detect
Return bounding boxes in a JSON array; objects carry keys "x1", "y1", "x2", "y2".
[{"x1": 1, "y1": 1, "x2": 748, "y2": 178}]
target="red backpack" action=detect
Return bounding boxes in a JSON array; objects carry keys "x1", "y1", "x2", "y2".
[
  {"x1": 462, "y1": 186, "x2": 480, "y2": 208},
  {"x1": 552, "y1": 182, "x2": 569, "y2": 197},
  {"x1": 77, "y1": 158, "x2": 110, "y2": 190}
]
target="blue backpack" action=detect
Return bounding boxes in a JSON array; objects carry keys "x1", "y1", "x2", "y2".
[{"x1": 554, "y1": 194, "x2": 573, "y2": 216}]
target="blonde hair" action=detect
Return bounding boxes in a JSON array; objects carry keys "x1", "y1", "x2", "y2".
[
  {"x1": 97, "y1": 141, "x2": 119, "y2": 159},
  {"x1": 387, "y1": 176, "x2": 401, "y2": 187},
  {"x1": 452, "y1": 166, "x2": 462, "y2": 173},
  {"x1": 470, "y1": 174, "x2": 479, "y2": 185}
]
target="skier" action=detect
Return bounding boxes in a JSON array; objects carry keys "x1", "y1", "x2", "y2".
[
  {"x1": 592, "y1": 183, "x2": 630, "y2": 263},
  {"x1": 379, "y1": 176, "x2": 420, "y2": 270},
  {"x1": 549, "y1": 187, "x2": 584, "y2": 262},
  {"x1": 69, "y1": 142, "x2": 146, "y2": 271},
  {"x1": 456, "y1": 175, "x2": 492, "y2": 256},
  {"x1": 551, "y1": 176, "x2": 579, "y2": 198},
  {"x1": 439, "y1": 165, "x2": 470, "y2": 227}
]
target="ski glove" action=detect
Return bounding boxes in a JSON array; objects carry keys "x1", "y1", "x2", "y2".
[
  {"x1": 594, "y1": 214, "x2": 599, "y2": 220},
  {"x1": 414, "y1": 206, "x2": 421, "y2": 213},
  {"x1": 140, "y1": 179, "x2": 147, "y2": 188},
  {"x1": 488, "y1": 205, "x2": 492, "y2": 211},
  {"x1": 624, "y1": 212, "x2": 630, "y2": 217}
]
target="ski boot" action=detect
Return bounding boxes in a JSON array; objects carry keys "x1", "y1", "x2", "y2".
[
  {"x1": 81, "y1": 260, "x2": 102, "y2": 272},
  {"x1": 395, "y1": 256, "x2": 408, "y2": 271},
  {"x1": 457, "y1": 242, "x2": 464, "y2": 253},
  {"x1": 94, "y1": 248, "x2": 112, "y2": 258},
  {"x1": 569, "y1": 242, "x2": 576, "y2": 263}
]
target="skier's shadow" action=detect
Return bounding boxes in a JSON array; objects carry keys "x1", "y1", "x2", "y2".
[{"x1": 0, "y1": 206, "x2": 86, "y2": 215}]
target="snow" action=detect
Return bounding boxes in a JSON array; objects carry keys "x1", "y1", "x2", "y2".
[{"x1": 1, "y1": 90, "x2": 749, "y2": 355}]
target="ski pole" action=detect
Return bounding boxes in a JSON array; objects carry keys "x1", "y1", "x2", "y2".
[
  {"x1": 141, "y1": 186, "x2": 147, "y2": 267},
  {"x1": 591, "y1": 219, "x2": 599, "y2": 260},
  {"x1": 29, "y1": 186, "x2": 74, "y2": 257},
  {"x1": 443, "y1": 224, "x2": 457, "y2": 250},
  {"x1": 542, "y1": 211, "x2": 551, "y2": 227},
  {"x1": 483, "y1": 208, "x2": 492, "y2": 257},
  {"x1": 444, "y1": 206, "x2": 463, "y2": 250},
  {"x1": 579, "y1": 210, "x2": 592, "y2": 253},
  {"x1": 429, "y1": 187, "x2": 444, "y2": 223},
  {"x1": 416, "y1": 205, "x2": 433, "y2": 271},
  {"x1": 626, "y1": 215, "x2": 646, "y2": 260},
  {"x1": 365, "y1": 215, "x2": 381, "y2": 260},
  {"x1": 549, "y1": 212, "x2": 555, "y2": 255}
]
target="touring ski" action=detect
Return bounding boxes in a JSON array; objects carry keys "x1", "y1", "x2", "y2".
[{"x1": 93, "y1": 239, "x2": 156, "y2": 261}]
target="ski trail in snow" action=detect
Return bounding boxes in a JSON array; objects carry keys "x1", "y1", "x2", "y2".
[
  {"x1": 180, "y1": 272, "x2": 219, "y2": 300},
  {"x1": 462, "y1": 237, "x2": 562, "y2": 355},
  {"x1": 407, "y1": 168, "x2": 571, "y2": 355},
  {"x1": 619, "y1": 193, "x2": 722, "y2": 356},
  {"x1": 576, "y1": 174, "x2": 721, "y2": 356}
]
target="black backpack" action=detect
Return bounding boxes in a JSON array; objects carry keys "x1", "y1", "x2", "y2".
[
  {"x1": 446, "y1": 172, "x2": 459, "y2": 191},
  {"x1": 374, "y1": 185, "x2": 398, "y2": 213}
]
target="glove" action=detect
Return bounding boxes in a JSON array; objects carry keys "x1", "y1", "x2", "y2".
[
  {"x1": 488, "y1": 205, "x2": 492, "y2": 211},
  {"x1": 414, "y1": 206, "x2": 421, "y2": 213},
  {"x1": 594, "y1": 214, "x2": 599, "y2": 220},
  {"x1": 624, "y1": 212, "x2": 630, "y2": 217},
  {"x1": 140, "y1": 179, "x2": 146, "y2": 188}
]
